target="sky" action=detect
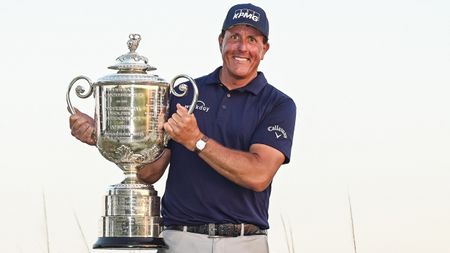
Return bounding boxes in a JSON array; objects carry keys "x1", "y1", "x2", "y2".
[{"x1": 0, "y1": 0, "x2": 449, "y2": 252}]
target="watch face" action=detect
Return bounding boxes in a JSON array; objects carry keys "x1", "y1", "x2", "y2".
[
  {"x1": 196, "y1": 140, "x2": 206, "y2": 150},
  {"x1": 195, "y1": 135, "x2": 209, "y2": 153}
]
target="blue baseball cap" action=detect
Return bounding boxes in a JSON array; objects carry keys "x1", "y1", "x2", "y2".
[{"x1": 222, "y1": 3, "x2": 269, "y2": 39}]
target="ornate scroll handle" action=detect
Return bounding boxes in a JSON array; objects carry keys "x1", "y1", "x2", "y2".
[
  {"x1": 66, "y1": 75, "x2": 94, "y2": 114},
  {"x1": 169, "y1": 74, "x2": 199, "y2": 114}
]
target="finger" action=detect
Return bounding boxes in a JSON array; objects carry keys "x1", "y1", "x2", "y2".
[
  {"x1": 168, "y1": 118, "x2": 185, "y2": 139},
  {"x1": 68, "y1": 108, "x2": 80, "y2": 119},
  {"x1": 70, "y1": 109, "x2": 94, "y2": 127},
  {"x1": 69, "y1": 111, "x2": 88, "y2": 128},
  {"x1": 163, "y1": 122, "x2": 171, "y2": 131},
  {"x1": 163, "y1": 122, "x2": 174, "y2": 137},
  {"x1": 176, "y1": 103, "x2": 189, "y2": 116},
  {"x1": 76, "y1": 123, "x2": 93, "y2": 136},
  {"x1": 166, "y1": 118, "x2": 180, "y2": 132},
  {"x1": 69, "y1": 113, "x2": 81, "y2": 127},
  {"x1": 170, "y1": 113, "x2": 182, "y2": 124},
  {"x1": 71, "y1": 117, "x2": 89, "y2": 131},
  {"x1": 72, "y1": 123, "x2": 90, "y2": 138},
  {"x1": 72, "y1": 113, "x2": 95, "y2": 131},
  {"x1": 80, "y1": 127, "x2": 95, "y2": 144}
]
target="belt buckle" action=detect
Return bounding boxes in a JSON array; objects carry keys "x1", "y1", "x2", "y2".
[{"x1": 208, "y1": 223, "x2": 222, "y2": 238}]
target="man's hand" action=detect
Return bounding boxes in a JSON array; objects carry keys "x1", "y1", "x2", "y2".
[
  {"x1": 69, "y1": 108, "x2": 96, "y2": 146},
  {"x1": 164, "y1": 103, "x2": 202, "y2": 151}
]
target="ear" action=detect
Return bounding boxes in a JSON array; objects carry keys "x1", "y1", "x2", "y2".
[
  {"x1": 260, "y1": 42, "x2": 270, "y2": 60},
  {"x1": 218, "y1": 34, "x2": 224, "y2": 53}
]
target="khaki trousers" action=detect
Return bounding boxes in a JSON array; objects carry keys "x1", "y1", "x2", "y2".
[{"x1": 157, "y1": 230, "x2": 269, "y2": 253}]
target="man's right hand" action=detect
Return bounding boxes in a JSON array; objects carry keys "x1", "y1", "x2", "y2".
[{"x1": 69, "y1": 108, "x2": 96, "y2": 146}]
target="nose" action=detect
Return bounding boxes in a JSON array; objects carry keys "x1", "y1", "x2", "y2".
[{"x1": 237, "y1": 39, "x2": 248, "y2": 51}]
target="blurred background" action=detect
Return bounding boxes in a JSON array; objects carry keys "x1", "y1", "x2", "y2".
[{"x1": 0, "y1": 0, "x2": 449, "y2": 252}]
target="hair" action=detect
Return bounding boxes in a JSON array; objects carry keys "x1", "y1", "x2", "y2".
[{"x1": 220, "y1": 29, "x2": 269, "y2": 44}]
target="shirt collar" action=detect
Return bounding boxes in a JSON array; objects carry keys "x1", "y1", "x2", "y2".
[{"x1": 205, "y1": 67, "x2": 267, "y2": 95}]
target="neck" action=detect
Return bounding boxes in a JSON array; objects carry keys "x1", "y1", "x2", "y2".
[{"x1": 219, "y1": 68, "x2": 257, "y2": 90}]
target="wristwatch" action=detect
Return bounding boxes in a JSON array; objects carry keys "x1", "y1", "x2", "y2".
[{"x1": 194, "y1": 135, "x2": 209, "y2": 153}]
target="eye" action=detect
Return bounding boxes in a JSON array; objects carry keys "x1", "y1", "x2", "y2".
[
  {"x1": 230, "y1": 34, "x2": 239, "y2": 40},
  {"x1": 248, "y1": 36, "x2": 257, "y2": 44}
]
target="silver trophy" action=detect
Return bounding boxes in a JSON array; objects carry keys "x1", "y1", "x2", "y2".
[{"x1": 66, "y1": 34, "x2": 198, "y2": 249}]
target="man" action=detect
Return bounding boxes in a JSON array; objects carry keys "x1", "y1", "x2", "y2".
[{"x1": 70, "y1": 3, "x2": 296, "y2": 253}]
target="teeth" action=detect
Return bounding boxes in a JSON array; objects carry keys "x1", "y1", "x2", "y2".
[{"x1": 234, "y1": 56, "x2": 247, "y2": 62}]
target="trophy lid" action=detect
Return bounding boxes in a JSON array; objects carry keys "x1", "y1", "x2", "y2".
[{"x1": 98, "y1": 34, "x2": 166, "y2": 84}]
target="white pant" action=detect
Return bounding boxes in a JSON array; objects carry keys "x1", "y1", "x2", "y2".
[{"x1": 157, "y1": 230, "x2": 269, "y2": 253}]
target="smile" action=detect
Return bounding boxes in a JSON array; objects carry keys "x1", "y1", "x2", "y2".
[{"x1": 233, "y1": 56, "x2": 250, "y2": 62}]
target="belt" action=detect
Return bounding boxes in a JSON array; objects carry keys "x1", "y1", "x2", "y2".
[{"x1": 164, "y1": 223, "x2": 267, "y2": 237}]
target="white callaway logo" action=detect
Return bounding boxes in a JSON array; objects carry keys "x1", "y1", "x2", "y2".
[
  {"x1": 267, "y1": 125, "x2": 288, "y2": 139},
  {"x1": 233, "y1": 8, "x2": 260, "y2": 22}
]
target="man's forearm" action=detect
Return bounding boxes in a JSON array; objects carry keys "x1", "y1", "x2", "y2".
[
  {"x1": 198, "y1": 139, "x2": 284, "y2": 192},
  {"x1": 137, "y1": 149, "x2": 171, "y2": 184}
]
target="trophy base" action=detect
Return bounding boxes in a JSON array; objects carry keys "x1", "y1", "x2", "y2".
[{"x1": 93, "y1": 236, "x2": 168, "y2": 249}]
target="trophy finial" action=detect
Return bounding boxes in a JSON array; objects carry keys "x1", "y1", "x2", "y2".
[
  {"x1": 127, "y1": 34, "x2": 141, "y2": 53},
  {"x1": 109, "y1": 33, "x2": 156, "y2": 72}
]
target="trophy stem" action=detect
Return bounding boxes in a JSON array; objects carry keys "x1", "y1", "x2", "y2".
[{"x1": 119, "y1": 164, "x2": 140, "y2": 185}]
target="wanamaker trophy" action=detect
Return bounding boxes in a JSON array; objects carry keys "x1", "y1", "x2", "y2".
[{"x1": 66, "y1": 34, "x2": 199, "y2": 249}]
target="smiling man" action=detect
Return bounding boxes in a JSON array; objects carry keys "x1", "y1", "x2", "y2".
[{"x1": 70, "y1": 3, "x2": 296, "y2": 253}]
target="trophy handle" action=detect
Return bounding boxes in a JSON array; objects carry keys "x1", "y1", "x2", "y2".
[
  {"x1": 66, "y1": 75, "x2": 94, "y2": 114},
  {"x1": 169, "y1": 74, "x2": 199, "y2": 114}
]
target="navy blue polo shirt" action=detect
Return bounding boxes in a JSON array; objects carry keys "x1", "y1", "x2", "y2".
[{"x1": 162, "y1": 67, "x2": 296, "y2": 229}]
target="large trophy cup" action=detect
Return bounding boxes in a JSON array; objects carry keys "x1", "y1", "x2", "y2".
[{"x1": 66, "y1": 34, "x2": 198, "y2": 249}]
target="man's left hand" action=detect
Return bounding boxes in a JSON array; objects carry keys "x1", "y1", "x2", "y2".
[{"x1": 164, "y1": 103, "x2": 202, "y2": 151}]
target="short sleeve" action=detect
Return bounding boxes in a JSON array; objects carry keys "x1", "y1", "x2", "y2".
[{"x1": 250, "y1": 98, "x2": 297, "y2": 164}]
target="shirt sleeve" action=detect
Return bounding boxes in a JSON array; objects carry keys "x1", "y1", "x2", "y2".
[{"x1": 250, "y1": 97, "x2": 297, "y2": 164}]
